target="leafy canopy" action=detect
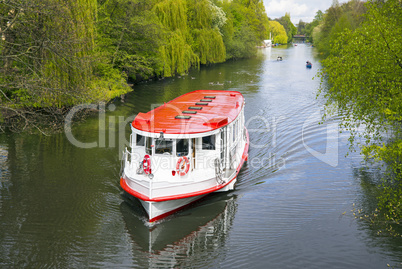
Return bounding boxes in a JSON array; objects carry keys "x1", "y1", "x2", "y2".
[{"x1": 319, "y1": 0, "x2": 402, "y2": 224}]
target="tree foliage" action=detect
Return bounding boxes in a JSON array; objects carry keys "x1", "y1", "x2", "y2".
[
  {"x1": 275, "y1": 13, "x2": 296, "y2": 43},
  {"x1": 0, "y1": 0, "x2": 270, "y2": 130},
  {"x1": 313, "y1": 0, "x2": 366, "y2": 56},
  {"x1": 318, "y1": 0, "x2": 402, "y2": 225},
  {"x1": 269, "y1": 21, "x2": 287, "y2": 44},
  {"x1": 220, "y1": 0, "x2": 269, "y2": 59},
  {"x1": 0, "y1": 0, "x2": 130, "y2": 131},
  {"x1": 153, "y1": 0, "x2": 197, "y2": 77},
  {"x1": 96, "y1": 0, "x2": 164, "y2": 81},
  {"x1": 295, "y1": 11, "x2": 324, "y2": 43},
  {"x1": 297, "y1": 20, "x2": 306, "y2": 35}
]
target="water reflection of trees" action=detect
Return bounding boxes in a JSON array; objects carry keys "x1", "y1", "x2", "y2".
[
  {"x1": 0, "y1": 132, "x2": 120, "y2": 267},
  {"x1": 352, "y1": 166, "x2": 402, "y2": 267},
  {"x1": 121, "y1": 192, "x2": 238, "y2": 268}
]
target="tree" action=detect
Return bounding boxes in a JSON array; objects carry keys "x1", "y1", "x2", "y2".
[
  {"x1": 220, "y1": 0, "x2": 269, "y2": 59},
  {"x1": 275, "y1": 13, "x2": 296, "y2": 43},
  {"x1": 0, "y1": 0, "x2": 130, "y2": 131},
  {"x1": 313, "y1": 0, "x2": 366, "y2": 56},
  {"x1": 269, "y1": 21, "x2": 287, "y2": 44},
  {"x1": 304, "y1": 10, "x2": 324, "y2": 42},
  {"x1": 319, "y1": 0, "x2": 402, "y2": 225},
  {"x1": 96, "y1": 0, "x2": 164, "y2": 81},
  {"x1": 0, "y1": 0, "x2": 98, "y2": 107},
  {"x1": 297, "y1": 20, "x2": 306, "y2": 35},
  {"x1": 187, "y1": 0, "x2": 226, "y2": 65},
  {"x1": 314, "y1": 10, "x2": 324, "y2": 22}
]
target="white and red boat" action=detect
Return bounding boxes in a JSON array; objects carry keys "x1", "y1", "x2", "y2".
[{"x1": 120, "y1": 90, "x2": 249, "y2": 222}]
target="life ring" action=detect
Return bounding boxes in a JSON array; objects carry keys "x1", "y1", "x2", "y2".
[
  {"x1": 176, "y1": 156, "x2": 190, "y2": 176},
  {"x1": 143, "y1": 154, "x2": 151, "y2": 174}
]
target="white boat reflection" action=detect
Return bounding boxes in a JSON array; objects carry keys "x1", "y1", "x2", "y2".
[{"x1": 121, "y1": 192, "x2": 238, "y2": 263}]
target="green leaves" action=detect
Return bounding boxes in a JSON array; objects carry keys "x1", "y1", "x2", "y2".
[
  {"x1": 274, "y1": 13, "x2": 296, "y2": 43},
  {"x1": 318, "y1": 0, "x2": 402, "y2": 227},
  {"x1": 313, "y1": 1, "x2": 366, "y2": 57},
  {"x1": 0, "y1": 0, "x2": 272, "y2": 126},
  {"x1": 269, "y1": 21, "x2": 287, "y2": 44}
]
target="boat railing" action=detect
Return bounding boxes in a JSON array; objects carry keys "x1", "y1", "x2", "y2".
[
  {"x1": 214, "y1": 158, "x2": 224, "y2": 184},
  {"x1": 219, "y1": 138, "x2": 225, "y2": 169},
  {"x1": 220, "y1": 135, "x2": 238, "y2": 171},
  {"x1": 228, "y1": 127, "x2": 248, "y2": 170},
  {"x1": 229, "y1": 145, "x2": 236, "y2": 169},
  {"x1": 124, "y1": 147, "x2": 137, "y2": 170},
  {"x1": 120, "y1": 150, "x2": 126, "y2": 177}
]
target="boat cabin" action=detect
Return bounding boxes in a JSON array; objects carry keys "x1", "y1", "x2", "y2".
[{"x1": 126, "y1": 91, "x2": 246, "y2": 180}]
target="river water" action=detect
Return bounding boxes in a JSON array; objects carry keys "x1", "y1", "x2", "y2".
[{"x1": 0, "y1": 44, "x2": 401, "y2": 268}]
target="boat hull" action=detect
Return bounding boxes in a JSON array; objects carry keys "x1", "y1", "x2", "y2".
[
  {"x1": 120, "y1": 175, "x2": 238, "y2": 222},
  {"x1": 140, "y1": 194, "x2": 208, "y2": 222}
]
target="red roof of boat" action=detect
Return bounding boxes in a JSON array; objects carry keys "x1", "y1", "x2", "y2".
[{"x1": 132, "y1": 90, "x2": 244, "y2": 134}]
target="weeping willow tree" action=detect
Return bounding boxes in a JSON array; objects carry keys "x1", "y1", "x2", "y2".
[
  {"x1": 189, "y1": 0, "x2": 226, "y2": 64},
  {"x1": 153, "y1": 0, "x2": 197, "y2": 77},
  {"x1": 190, "y1": 0, "x2": 210, "y2": 28},
  {"x1": 39, "y1": 0, "x2": 98, "y2": 107},
  {"x1": 158, "y1": 31, "x2": 199, "y2": 77},
  {"x1": 269, "y1": 21, "x2": 288, "y2": 44},
  {"x1": 0, "y1": 0, "x2": 271, "y2": 131},
  {"x1": 39, "y1": 0, "x2": 128, "y2": 105},
  {"x1": 154, "y1": 0, "x2": 228, "y2": 77},
  {"x1": 0, "y1": 0, "x2": 129, "y2": 131},
  {"x1": 154, "y1": 0, "x2": 188, "y2": 32},
  {"x1": 192, "y1": 29, "x2": 225, "y2": 64},
  {"x1": 0, "y1": 0, "x2": 98, "y2": 107}
]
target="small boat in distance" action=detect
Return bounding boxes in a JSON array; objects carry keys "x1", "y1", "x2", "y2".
[
  {"x1": 120, "y1": 90, "x2": 249, "y2": 222},
  {"x1": 277, "y1": 56, "x2": 283, "y2": 61},
  {"x1": 306, "y1": 61, "x2": 312, "y2": 68}
]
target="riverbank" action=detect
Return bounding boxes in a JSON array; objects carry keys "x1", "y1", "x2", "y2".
[{"x1": 0, "y1": 85, "x2": 131, "y2": 134}]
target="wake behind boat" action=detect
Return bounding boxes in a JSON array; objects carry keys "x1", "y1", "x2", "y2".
[{"x1": 120, "y1": 90, "x2": 249, "y2": 222}]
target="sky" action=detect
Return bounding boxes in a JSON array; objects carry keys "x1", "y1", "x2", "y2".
[{"x1": 263, "y1": 0, "x2": 350, "y2": 24}]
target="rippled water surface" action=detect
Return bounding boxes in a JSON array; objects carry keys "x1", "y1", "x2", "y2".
[{"x1": 1, "y1": 45, "x2": 401, "y2": 268}]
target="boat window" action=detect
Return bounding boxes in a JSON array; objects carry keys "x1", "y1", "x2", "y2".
[
  {"x1": 146, "y1": 137, "x2": 152, "y2": 155},
  {"x1": 136, "y1": 134, "x2": 145, "y2": 146},
  {"x1": 202, "y1": 135, "x2": 216, "y2": 150},
  {"x1": 176, "y1": 139, "x2": 189, "y2": 156},
  {"x1": 155, "y1": 139, "x2": 173, "y2": 155}
]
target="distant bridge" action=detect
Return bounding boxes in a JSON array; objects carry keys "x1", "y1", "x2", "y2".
[{"x1": 292, "y1": 35, "x2": 309, "y2": 42}]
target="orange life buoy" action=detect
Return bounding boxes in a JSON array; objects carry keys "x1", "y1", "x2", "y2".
[
  {"x1": 143, "y1": 155, "x2": 151, "y2": 174},
  {"x1": 176, "y1": 156, "x2": 190, "y2": 176}
]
